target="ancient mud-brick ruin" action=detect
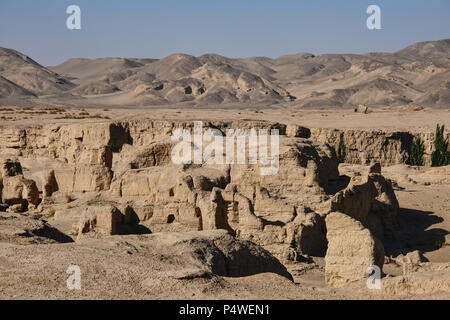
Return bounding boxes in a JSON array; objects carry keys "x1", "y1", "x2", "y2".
[{"x1": 0, "y1": 119, "x2": 407, "y2": 287}]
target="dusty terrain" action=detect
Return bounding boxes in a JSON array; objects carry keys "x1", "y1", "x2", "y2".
[
  {"x1": 1, "y1": 105, "x2": 449, "y2": 131},
  {"x1": 0, "y1": 106, "x2": 448, "y2": 300}
]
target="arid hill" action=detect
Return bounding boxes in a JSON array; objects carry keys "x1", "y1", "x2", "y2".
[
  {"x1": 0, "y1": 47, "x2": 75, "y2": 97},
  {"x1": 0, "y1": 39, "x2": 449, "y2": 108}
]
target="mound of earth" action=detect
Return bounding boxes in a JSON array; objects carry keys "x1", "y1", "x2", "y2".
[
  {"x1": 0, "y1": 47, "x2": 75, "y2": 96},
  {"x1": 0, "y1": 230, "x2": 293, "y2": 299},
  {"x1": 0, "y1": 213, "x2": 73, "y2": 244}
]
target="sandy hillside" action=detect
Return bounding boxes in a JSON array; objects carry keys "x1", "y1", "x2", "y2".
[{"x1": 0, "y1": 39, "x2": 448, "y2": 108}]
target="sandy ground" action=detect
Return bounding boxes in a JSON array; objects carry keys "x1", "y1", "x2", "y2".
[{"x1": 1, "y1": 105, "x2": 449, "y2": 132}]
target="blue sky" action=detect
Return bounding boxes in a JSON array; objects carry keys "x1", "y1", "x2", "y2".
[{"x1": 0, "y1": 0, "x2": 449, "y2": 66}]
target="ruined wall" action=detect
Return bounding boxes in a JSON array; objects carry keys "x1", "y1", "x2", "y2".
[
  {"x1": 310, "y1": 128, "x2": 450, "y2": 166},
  {"x1": 1, "y1": 120, "x2": 447, "y2": 167},
  {"x1": 0, "y1": 119, "x2": 403, "y2": 267}
]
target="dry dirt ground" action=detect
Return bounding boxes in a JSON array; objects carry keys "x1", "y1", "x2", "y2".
[
  {"x1": 0, "y1": 106, "x2": 449, "y2": 300},
  {"x1": 0, "y1": 105, "x2": 449, "y2": 131}
]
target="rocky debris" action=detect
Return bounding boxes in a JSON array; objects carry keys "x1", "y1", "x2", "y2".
[
  {"x1": 325, "y1": 211, "x2": 384, "y2": 288},
  {"x1": 134, "y1": 230, "x2": 293, "y2": 280},
  {"x1": 393, "y1": 250, "x2": 425, "y2": 274},
  {"x1": 355, "y1": 104, "x2": 369, "y2": 114},
  {"x1": 381, "y1": 262, "x2": 450, "y2": 296},
  {"x1": 0, "y1": 159, "x2": 40, "y2": 212}
]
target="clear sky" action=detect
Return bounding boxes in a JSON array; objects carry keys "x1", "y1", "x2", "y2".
[{"x1": 0, "y1": 0, "x2": 449, "y2": 66}]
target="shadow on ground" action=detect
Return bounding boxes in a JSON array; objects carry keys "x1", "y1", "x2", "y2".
[{"x1": 384, "y1": 207, "x2": 449, "y2": 257}]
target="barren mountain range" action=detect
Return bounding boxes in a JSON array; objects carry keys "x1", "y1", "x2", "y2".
[{"x1": 0, "y1": 39, "x2": 449, "y2": 108}]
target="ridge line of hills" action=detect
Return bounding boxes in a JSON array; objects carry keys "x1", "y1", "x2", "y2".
[{"x1": 0, "y1": 39, "x2": 449, "y2": 108}]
